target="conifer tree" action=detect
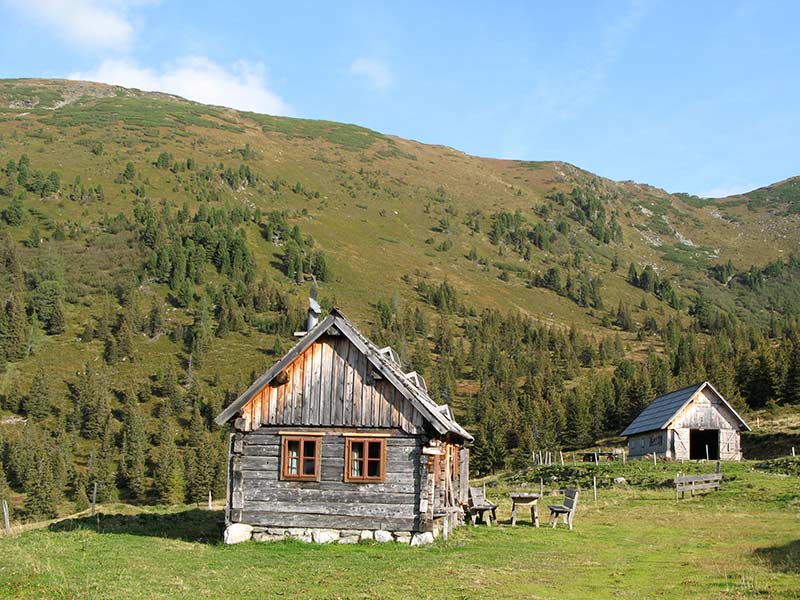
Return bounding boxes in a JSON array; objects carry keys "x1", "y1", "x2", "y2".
[
  {"x1": 121, "y1": 400, "x2": 148, "y2": 500},
  {"x1": 23, "y1": 365, "x2": 51, "y2": 420},
  {"x1": 46, "y1": 298, "x2": 66, "y2": 335},
  {"x1": 185, "y1": 407, "x2": 215, "y2": 504},
  {"x1": 72, "y1": 471, "x2": 90, "y2": 512},
  {"x1": 87, "y1": 422, "x2": 118, "y2": 503},
  {"x1": 152, "y1": 417, "x2": 185, "y2": 504},
  {"x1": 24, "y1": 448, "x2": 59, "y2": 520},
  {"x1": 3, "y1": 294, "x2": 28, "y2": 360}
]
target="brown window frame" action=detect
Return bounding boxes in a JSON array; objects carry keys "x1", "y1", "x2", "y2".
[
  {"x1": 281, "y1": 435, "x2": 321, "y2": 481},
  {"x1": 344, "y1": 438, "x2": 386, "y2": 483}
]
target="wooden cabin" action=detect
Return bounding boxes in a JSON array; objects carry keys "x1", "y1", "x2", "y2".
[
  {"x1": 621, "y1": 381, "x2": 750, "y2": 461},
  {"x1": 214, "y1": 306, "x2": 473, "y2": 545}
]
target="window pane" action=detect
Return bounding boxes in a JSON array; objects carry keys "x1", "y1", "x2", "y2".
[
  {"x1": 303, "y1": 458, "x2": 316, "y2": 476},
  {"x1": 367, "y1": 459, "x2": 380, "y2": 478},
  {"x1": 287, "y1": 440, "x2": 300, "y2": 475},
  {"x1": 368, "y1": 441, "x2": 381, "y2": 459},
  {"x1": 351, "y1": 441, "x2": 364, "y2": 477},
  {"x1": 303, "y1": 440, "x2": 316, "y2": 458}
]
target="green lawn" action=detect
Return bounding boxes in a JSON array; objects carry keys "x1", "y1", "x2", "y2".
[{"x1": 0, "y1": 461, "x2": 798, "y2": 599}]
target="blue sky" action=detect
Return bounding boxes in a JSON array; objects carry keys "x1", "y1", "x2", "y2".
[{"x1": 1, "y1": 0, "x2": 798, "y2": 197}]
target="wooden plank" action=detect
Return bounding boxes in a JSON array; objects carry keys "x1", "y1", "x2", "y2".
[
  {"x1": 311, "y1": 341, "x2": 323, "y2": 426},
  {"x1": 240, "y1": 478, "x2": 417, "y2": 494},
  {"x1": 344, "y1": 339, "x2": 354, "y2": 423},
  {"x1": 290, "y1": 350, "x2": 304, "y2": 424},
  {"x1": 243, "y1": 500, "x2": 417, "y2": 518},
  {"x1": 238, "y1": 511, "x2": 418, "y2": 531},
  {"x1": 301, "y1": 342, "x2": 313, "y2": 425},
  {"x1": 353, "y1": 342, "x2": 363, "y2": 426},
  {"x1": 241, "y1": 487, "x2": 418, "y2": 505},
  {"x1": 318, "y1": 340, "x2": 331, "y2": 425},
  {"x1": 334, "y1": 337, "x2": 345, "y2": 425}
]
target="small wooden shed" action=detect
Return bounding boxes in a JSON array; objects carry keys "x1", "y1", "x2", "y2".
[
  {"x1": 214, "y1": 307, "x2": 473, "y2": 545},
  {"x1": 621, "y1": 381, "x2": 750, "y2": 461}
]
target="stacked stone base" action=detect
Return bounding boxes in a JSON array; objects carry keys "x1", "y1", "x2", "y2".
[{"x1": 224, "y1": 523, "x2": 436, "y2": 546}]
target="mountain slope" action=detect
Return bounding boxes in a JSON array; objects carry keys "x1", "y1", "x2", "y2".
[{"x1": 0, "y1": 78, "x2": 799, "y2": 516}]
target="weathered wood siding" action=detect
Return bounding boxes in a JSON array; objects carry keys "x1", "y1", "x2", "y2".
[
  {"x1": 239, "y1": 335, "x2": 425, "y2": 435},
  {"x1": 627, "y1": 429, "x2": 668, "y2": 457},
  {"x1": 628, "y1": 388, "x2": 743, "y2": 459},
  {"x1": 229, "y1": 426, "x2": 423, "y2": 531},
  {"x1": 670, "y1": 388, "x2": 742, "y2": 460}
]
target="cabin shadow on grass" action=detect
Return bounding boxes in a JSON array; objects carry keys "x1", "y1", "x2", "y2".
[
  {"x1": 48, "y1": 508, "x2": 225, "y2": 544},
  {"x1": 753, "y1": 539, "x2": 800, "y2": 574}
]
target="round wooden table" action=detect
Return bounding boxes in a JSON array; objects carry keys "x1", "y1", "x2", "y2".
[{"x1": 509, "y1": 493, "x2": 542, "y2": 527}]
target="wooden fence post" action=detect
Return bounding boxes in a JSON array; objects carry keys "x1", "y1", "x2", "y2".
[
  {"x1": 593, "y1": 476, "x2": 597, "y2": 502},
  {"x1": 653, "y1": 452, "x2": 657, "y2": 466},
  {"x1": 2, "y1": 499, "x2": 10, "y2": 535},
  {"x1": 675, "y1": 473, "x2": 679, "y2": 501},
  {"x1": 705, "y1": 445, "x2": 710, "y2": 461},
  {"x1": 573, "y1": 452, "x2": 576, "y2": 465},
  {"x1": 560, "y1": 451, "x2": 564, "y2": 466},
  {"x1": 715, "y1": 461, "x2": 721, "y2": 474},
  {"x1": 91, "y1": 482, "x2": 97, "y2": 517},
  {"x1": 622, "y1": 450, "x2": 626, "y2": 464},
  {"x1": 539, "y1": 477, "x2": 544, "y2": 497},
  {"x1": 208, "y1": 490, "x2": 213, "y2": 510},
  {"x1": 792, "y1": 447, "x2": 796, "y2": 457}
]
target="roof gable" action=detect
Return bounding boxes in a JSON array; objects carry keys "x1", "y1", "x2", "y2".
[
  {"x1": 214, "y1": 308, "x2": 472, "y2": 442},
  {"x1": 621, "y1": 381, "x2": 750, "y2": 437}
]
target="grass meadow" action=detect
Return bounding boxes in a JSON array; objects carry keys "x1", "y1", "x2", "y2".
[{"x1": 0, "y1": 460, "x2": 797, "y2": 599}]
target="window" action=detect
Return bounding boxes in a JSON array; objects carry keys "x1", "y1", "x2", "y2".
[
  {"x1": 281, "y1": 436, "x2": 320, "y2": 480},
  {"x1": 345, "y1": 438, "x2": 385, "y2": 482}
]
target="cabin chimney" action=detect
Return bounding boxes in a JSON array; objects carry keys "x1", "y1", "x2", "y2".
[{"x1": 306, "y1": 294, "x2": 321, "y2": 331}]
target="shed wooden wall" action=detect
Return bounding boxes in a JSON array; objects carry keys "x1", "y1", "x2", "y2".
[
  {"x1": 671, "y1": 388, "x2": 743, "y2": 460},
  {"x1": 627, "y1": 388, "x2": 743, "y2": 459},
  {"x1": 627, "y1": 430, "x2": 668, "y2": 457},
  {"x1": 238, "y1": 335, "x2": 425, "y2": 434},
  {"x1": 229, "y1": 426, "x2": 423, "y2": 531}
]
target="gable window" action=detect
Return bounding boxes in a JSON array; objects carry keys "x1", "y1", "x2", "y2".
[
  {"x1": 281, "y1": 436, "x2": 321, "y2": 480},
  {"x1": 345, "y1": 438, "x2": 385, "y2": 482}
]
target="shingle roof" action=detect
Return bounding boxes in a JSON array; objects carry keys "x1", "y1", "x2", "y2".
[
  {"x1": 214, "y1": 308, "x2": 473, "y2": 443},
  {"x1": 620, "y1": 381, "x2": 751, "y2": 436}
]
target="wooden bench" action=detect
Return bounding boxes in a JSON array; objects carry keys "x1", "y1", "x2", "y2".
[
  {"x1": 674, "y1": 473, "x2": 722, "y2": 499},
  {"x1": 548, "y1": 488, "x2": 578, "y2": 530},
  {"x1": 466, "y1": 486, "x2": 498, "y2": 526}
]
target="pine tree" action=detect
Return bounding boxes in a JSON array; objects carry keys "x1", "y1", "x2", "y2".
[
  {"x1": 147, "y1": 300, "x2": 164, "y2": 336},
  {"x1": 24, "y1": 449, "x2": 59, "y2": 520},
  {"x1": 72, "y1": 472, "x2": 90, "y2": 512},
  {"x1": 121, "y1": 400, "x2": 148, "y2": 500},
  {"x1": 3, "y1": 294, "x2": 28, "y2": 360},
  {"x1": 116, "y1": 315, "x2": 135, "y2": 360},
  {"x1": 87, "y1": 422, "x2": 118, "y2": 503},
  {"x1": 47, "y1": 298, "x2": 66, "y2": 335},
  {"x1": 185, "y1": 408, "x2": 215, "y2": 504},
  {"x1": 783, "y1": 338, "x2": 800, "y2": 405},
  {"x1": 152, "y1": 420, "x2": 185, "y2": 504},
  {"x1": 23, "y1": 365, "x2": 51, "y2": 420}
]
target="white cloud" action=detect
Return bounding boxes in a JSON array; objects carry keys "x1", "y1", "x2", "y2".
[
  {"x1": 3, "y1": 0, "x2": 152, "y2": 50},
  {"x1": 350, "y1": 58, "x2": 392, "y2": 90},
  {"x1": 69, "y1": 57, "x2": 291, "y2": 115}
]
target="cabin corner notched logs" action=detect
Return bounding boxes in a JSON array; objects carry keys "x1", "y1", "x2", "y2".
[{"x1": 215, "y1": 307, "x2": 473, "y2": 544}]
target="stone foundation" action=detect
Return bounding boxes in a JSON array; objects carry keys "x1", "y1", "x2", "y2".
[{"x1": 224, "y1": 524, "x2": 437, "y2": 546}]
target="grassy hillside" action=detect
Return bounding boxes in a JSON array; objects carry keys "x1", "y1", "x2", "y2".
[
  {"x1": 0, "y1": 78, "x2": 799, "y2": 520},
  {"x1": 0, "y1": 459, "x2": 798, "y2": 599}
]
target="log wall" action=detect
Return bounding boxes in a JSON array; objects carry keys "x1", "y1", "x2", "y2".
[{"x1": 229, "y1": 426, "x2": 424, "y2": 531}]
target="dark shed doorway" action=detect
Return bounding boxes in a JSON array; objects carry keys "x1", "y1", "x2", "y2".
[{"x1": 690, "y1": 429, "x2": 719, "y2": 460}]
